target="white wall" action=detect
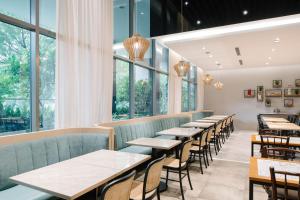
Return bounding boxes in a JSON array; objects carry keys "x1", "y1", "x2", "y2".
[{"x1": 204, "y1": 65, "x2": 300, "y2": 130}]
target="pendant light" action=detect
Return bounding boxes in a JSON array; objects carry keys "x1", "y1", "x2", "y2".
[
  {"x1": 214, "y1": 81, "x2": 224, "y2": 90},
  {"x1": 203, "y1": 74, "x2": 213, "y2": 85},
  {"x1": 123, "y1": 4, "x2": 149, "y2": 61},
  {"x1": 174, "y1": 0, "x2": 190, "y2": 77}
]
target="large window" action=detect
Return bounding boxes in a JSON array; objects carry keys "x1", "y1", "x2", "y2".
[
  {"x1": 0, "y1": 0, "x2": 56, "y2": 135},
  {"x1": 181, "y1": 66, "x2": 197, "y2": 112}
]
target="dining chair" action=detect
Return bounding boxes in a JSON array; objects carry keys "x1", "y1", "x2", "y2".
[
  {"x1": 130, "y1": 155, "x2": 166, "y2": 200},
  {"x1": 260, "y1": 135, "x2": 290, "y2": 151},
  {"x1": 210, "y1": 121, "x2": 222, "y2": 155},
  {"x1": 190, "y1": 130, "x2": 208, "y2": 174},
  {"x1": 230, "y1": 115, "x2": 235, "y2": 132},
  {"x1": 225, "y1": 116, "x2": 232, "y2": 138},
  {"x1": 261, "y1": 147, "x2": 300, "y2": 161},
  {"x1": 269, "y1": 167, "x2": 300, "y2": 200},
  {"x1": 163, "y1": 140, "x2": 193, "y2": 200},
  {"x1": 100, "y1": 170, "x2": 136, "y2": 200}
]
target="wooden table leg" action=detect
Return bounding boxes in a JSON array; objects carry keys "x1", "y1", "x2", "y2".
[
  {"x1": 249, "y1": 180, "x2": 254, "y2": 200},
  {"x1": 251, "y1": 143, "x2": 254, "y2": 156}
]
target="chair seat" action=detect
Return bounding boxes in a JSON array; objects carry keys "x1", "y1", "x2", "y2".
[
  {"x1": 130, "y1": 181, "x2": 156, "y2": 200},
  {"x1": 192, "y1": 140, "x2": 205, "y2": 147},
  {"x1": 0, "y1": 185, "x2": 57, "y2": 200},
  {"x1": 190, "y1": 145, "x2": 204, "y2": 152},
  {"x1": 163, "y1": 157, "x2": 186, "y2": 169}
]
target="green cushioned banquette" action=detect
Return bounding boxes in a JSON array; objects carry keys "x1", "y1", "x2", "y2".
[
  {"x1": 191, "y1": 111, "x2": 214, "y2": 121},
  {"x1": 0, "y1": 133, "x2": 109, "y2": 200},
  {"x1": 113, "y1": 116, "x2": 190, "y2": 151}
]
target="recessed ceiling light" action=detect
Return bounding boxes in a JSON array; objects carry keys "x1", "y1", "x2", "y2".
[
  {"x1": 202, "y1": 46, "x2": 206, "y2": 50},
  {"x1": 243, "y1": 10, "x2": 248, "y2": 16},
  {"x1": 185, "y1": 1, "x2": 189, "y2": 6},
  {"x1": 215, "y1": 61, "x2": 219, "y2": 64},
  {"x1": 197, "y1": 20, "x2": 201, "y2": 25},
  {"x1": 209, "y1": 54, "x2": 213, "y2": 58},
  {"x1": 272, "y1": 48, "x2": 276, "y2": 52},
  {"x1": 265, "y1": 62, "x2": 269, "y2": 65},
  {"x1": 274, "y1": 37, "x2": 280, "y2": 43},
  {"x1": 268, "y1": 57, "x2": 272, "y2": 60}
]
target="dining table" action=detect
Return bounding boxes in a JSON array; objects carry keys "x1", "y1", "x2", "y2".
[
  {"x1": 265, "y1": 121, "x2": 300, "y2": 131},
  {"x1": 10, "y1": 150, "x2": 150, "y2": 200},
  {"x1": 262, "y1": 117, "x2": 290, "y2": 123},
  {"x1": 181, "y1": 122, "x2": 215, "y2": 129}
]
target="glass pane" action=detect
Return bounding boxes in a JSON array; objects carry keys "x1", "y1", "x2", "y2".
[
  {"x1": 112, "y1": 60, "x2": 130, "y2": 120},
  {"x1": 155, "y1": 42, "x2": 169, "y2": 72},
  {"x1": 39, "y1": 35, "x2": 55, "y2": 130},
  {"x1": 0, "y1": 0, "x2": 30, "y2": 22},
  {"x1": 190, "y1": 66, "x2": 197, "y2": 82},
  {"x1": 0, "y1": 22, "x2": 31, "y2": 135},
  {"x1": 157, "y1": 73, "x2": 168, "y2": 114},
  {"x1": 40, "y1": 0, "x2": 56, "y2": 31},
  {"x1": 189, "y1": 83, "x2": 196, "y2": 111},
  {"x1": 134, "y1": 65, "x2": 152, "y2": 118},
  {"x1": 135, "y1": 0, "x2": 150, "y2": 38},
  {"x1": 181, "y1": 81, "x2": 189, "y2": 112},
  {"x1": 114, "y1": 0, "x2": 129, "y2": 44}
]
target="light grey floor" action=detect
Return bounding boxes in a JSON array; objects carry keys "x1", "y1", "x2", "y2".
[{"x1": 159, "y1": 130, "x2": 268, "y2": 200}]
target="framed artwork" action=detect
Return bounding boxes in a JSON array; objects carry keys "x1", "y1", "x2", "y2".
[
  {"x1": 265, "y1": 98, "x2": 271, "y2": 107},
  {"x1": 244, "y1": 89, "x2": 256, "y2": 98},
  {"x1": 257, "y1": 86, "x2": 264, "y2": 102},
  {"x1": 296, "y1": 79, "x2": 300, "y2": 87},
  {"x1": 284, "y1": 99, "x2": 294, "y2": 107},
  {"x1": 284, "y1": 88, "x2": 300, "y2": 97},
  {"x1": 273, "y1": 80, "x2": 282, "y2": 88},
  {"x1": 265, "y1": 89, "x2": 282, "y2": 97}
]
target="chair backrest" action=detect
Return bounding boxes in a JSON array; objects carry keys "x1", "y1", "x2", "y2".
[
  {"x1": 215, "y1": 122, "x2": 222, "y2": 135},
  {"x1": 100, "y1": 170, "x2": 136, "y2": 200},
  {"x1": 199, "y1": 130, "x2": 208, "y2": 147},
  {"x1": 180, "y1": 140, "x2": 193, "y2": 163},
  {"x1": 206, "y1": 127, "x2": 214, "y2": 143},
  {"x1": 260, "y1": 135, "x2": 290, "y2": 149},
  {"x1": 226, "y1": 116, "x2": 231, "y2": 126},
  {"x1": 143, "y1": 155, "x2": 166, "y2": 195},
  {"x1": 270, "y1": 167, "x2": 300, "y2": 200},
  {"x1": 261, "y1": 147, "x2": 300, "y2": 161}
]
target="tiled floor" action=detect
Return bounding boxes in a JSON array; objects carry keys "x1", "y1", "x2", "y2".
[{"x1": 159, "y1": 130, "x2": 268, "y2": 200}]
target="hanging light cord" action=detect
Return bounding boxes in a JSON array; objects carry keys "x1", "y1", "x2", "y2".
[{"x1": 181, "y1": 0, "x2": 183, "y2": 32}]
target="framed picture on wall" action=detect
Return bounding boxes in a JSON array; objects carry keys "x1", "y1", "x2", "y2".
[
  {"x1": 284, "y1": 99, "x2": 294, "y2": 107},
  {"x1": 244, "y1": 89, "x2": 256, "y2": 98},
  {"x1": 284, "y1": 88, "x2": 300, "y2": 97},
  {"x1": 273, "y1": 80, "x2": 282, "y2": 88},
  {"x1": 265, "y1": 89, "x2": 282, "y2": 97},
  {"x1": 296, "y1": 79, "x2": 300, "y2": 87},
  {"x1": 257, "y1": 86, "x2": 264, "y2": 102},
  {"x1": 265, "y1": 98, "x2": 271, "y2": 107}
]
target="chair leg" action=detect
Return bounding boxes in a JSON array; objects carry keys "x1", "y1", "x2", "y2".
[
  {"x1": 214, "y1": 140, "x2": 218, "y2": 155},
  {"x1": 156, "y1": 188, "x2": 160, "y2": 200},
  {"x1": 179, "y1": 169, "x2": 185, "y2": 200},
  {"x1": 166, "y1": 168, "x2": 169, "y2": 187},
  {"x1": 186, "y1": 165, "x2": 193, "y2": 190},
  {"x1": 208, "y1": 144, "x2": 213, "y2": 161},
  {"x1": 205, "y1": 148, "x2": 209, "y2": 166},
  {"x1": 202, "y1": 151, "x2": 207, "y2": 168},
  {"x1": 198, "y1": 152, "x2": 203, "y2": 174}
]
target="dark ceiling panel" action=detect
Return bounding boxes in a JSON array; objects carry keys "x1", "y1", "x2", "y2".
[{"x1": 150, "y1": 0, "x2": 300, "y2": 37}]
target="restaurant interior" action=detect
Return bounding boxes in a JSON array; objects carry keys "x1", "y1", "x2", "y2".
[{"x1": 0, "y1": 0, "x2": 300, "y2": 200}]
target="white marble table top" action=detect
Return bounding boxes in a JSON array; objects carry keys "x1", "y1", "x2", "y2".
[
  {"x1": 266, "y1": 122, "x2": 300, "y2": 131},
  {"x1": 157, "y1": 127, "x2": 202, "y2": 137},
  {"x1": 257, "y1": 159, "x2": 300, "y2": 181},
  {"x1": 10, "y1": 150, "x2": 150, "y2": 200},
  {"x1": 181, "y1": 122, "x2": 215, "y2": 128},
  {"x1": 126, "y1": 137, "x2": 181, "y2": 150},
  {"x1": 195, "y1": 119, "x2": 219, "y2": 123},
  {"x1": 255, "y1": 135, "x2": 300, "y2": 144},
  {"x1": 202, "y1": 116, "x2": 226, "y2": 120},
  {"x1": 262, "y1": 117, "x2": 289, "y2": 123}
]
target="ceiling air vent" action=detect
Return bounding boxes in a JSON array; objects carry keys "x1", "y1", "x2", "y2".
[
  {"x1": 239, "y1": 59, "x2": 243, "y2": 66},
  {"x1": 235, "y1": 47, "x2": 241, "y2": 56}
]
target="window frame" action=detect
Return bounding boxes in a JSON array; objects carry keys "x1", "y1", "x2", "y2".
[
  {"x1": 181, "y1": 66, "x2": 198, "y2": 112},
  {"x1": 0, "y1": 0, "x2": 56, "y2": 132}
]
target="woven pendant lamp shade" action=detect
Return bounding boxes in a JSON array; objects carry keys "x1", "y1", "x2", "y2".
[
  {"x1": 123, "y1": 33, "x2": 150, "y2": 61},
  {"x1": 174, "y1": 61, "x2": 190, "y2": 77},
  {"x1": 203, "y1": 74, "x2": 213, "y2": 85},
  {"x1": 214, "y1": 81, "x2": 224, "y2": 90}
]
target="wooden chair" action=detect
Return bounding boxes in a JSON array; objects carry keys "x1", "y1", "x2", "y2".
[
  {"x1": 130, "y1": 155, "x2": 166, "y2": 200},
  {"x1": 230, "y1": 115, "x2": 234, "y2": 132},
  {"x1": 261, "y1": 147, "x2": 300, "y2": 161},
  {"x1": 100, "y1": 170, "x2": 136, "y2": 200},
  {"x1": 190, "y1": 130, "x2": 208, "y2": 174},
  {"x1": 260, "y1": 135, "x2": 290, "y2": 152},
  {"x1": 210, "y1": 122, "x2": 222, "y2": 155},
  {"x1": 270, "y1": 167, "x2": 300, "y2": 200},
  {"x1": 163, "y1": 140, "x2": 193, "y2": 200}
]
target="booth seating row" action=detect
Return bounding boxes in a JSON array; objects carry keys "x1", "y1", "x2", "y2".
[{"x1": 0, "y1": 110, "x2": 213, "y2": 200}]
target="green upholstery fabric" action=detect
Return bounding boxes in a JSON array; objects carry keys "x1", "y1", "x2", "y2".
[
  {"x1": 0, "y1": 185, "x2": 57, "y2": 200},
  {"x1": 191, "y1": 112, "x2": 214, "y2": 121},
  {"x1": 119, "y1": 145, "x2": 152, "y2": 155},
  {"x1": 0, "y1": 133, "x2": 109, "y2": 192},
  {"x1": 114, "y1": 116, "x2": 191, "y2": 151}
]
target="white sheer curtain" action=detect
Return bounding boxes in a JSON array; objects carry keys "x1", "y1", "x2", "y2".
[{"x1": 56, "y1": 0, "x2": 113, "y2": 128}]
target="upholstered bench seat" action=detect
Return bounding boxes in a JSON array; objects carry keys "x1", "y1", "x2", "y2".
[{"x1": 0, "y1": 185, "x2": 57, "y2": 200}]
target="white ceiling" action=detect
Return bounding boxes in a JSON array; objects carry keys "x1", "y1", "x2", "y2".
[{"x1": 157, "y1": 16, "x2": 300, "y2": 71}]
